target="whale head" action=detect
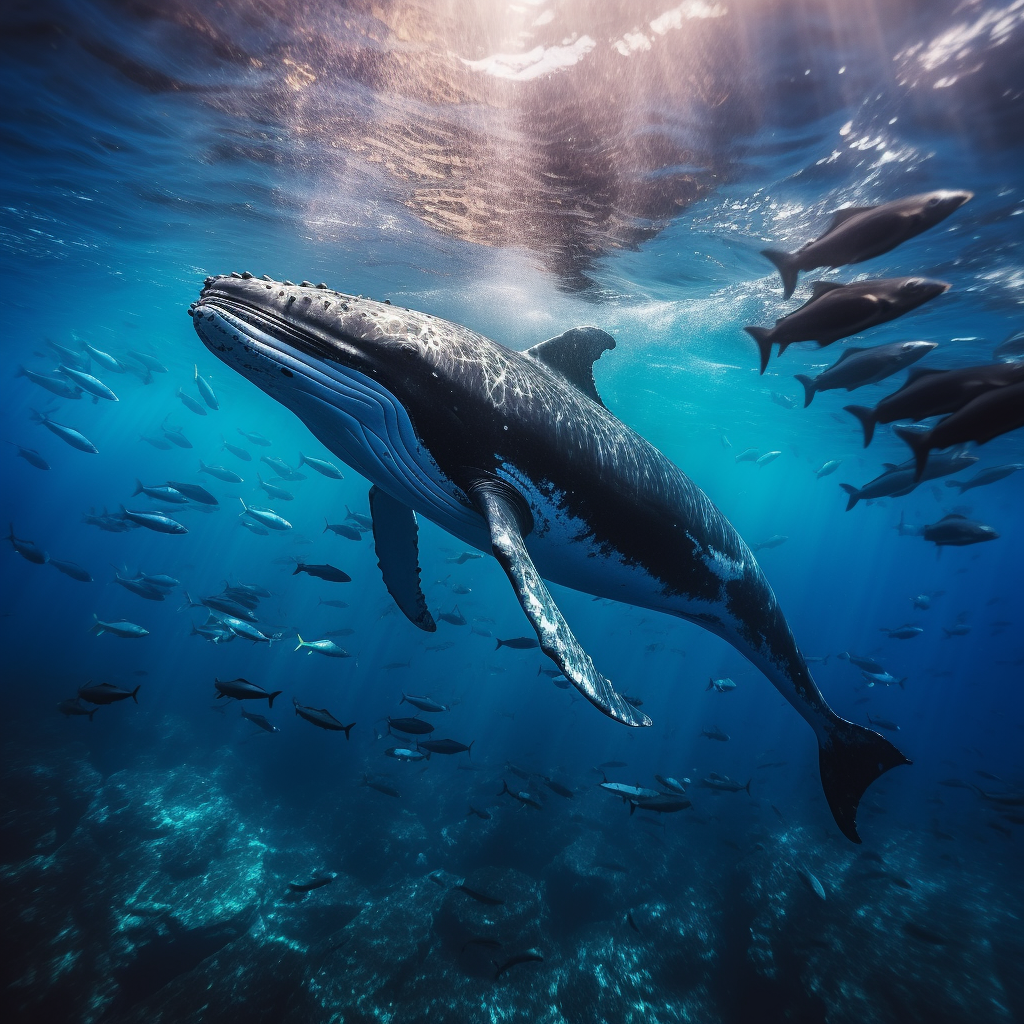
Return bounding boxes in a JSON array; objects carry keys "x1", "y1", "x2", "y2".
[{"x1": 190, "y1": 273, "x2": 481, "y2": 533}]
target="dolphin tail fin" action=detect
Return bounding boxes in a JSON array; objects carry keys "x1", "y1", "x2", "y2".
[
  {"x1": 893, "y1": 424, "x2": 931, "y2": 481},
  {"x1": 268, "y1": 690, "x2": 283, "y2": 708},
  {"x1": 761, "y1": 248, "x2": 799, "y2": 299},
  {"x1": 844, "y1": 405, "x2": 876, "y2": 447},
  {"x1": 342, "y1": 722, "x2": 355, "y2": 740},
  {"x1": 818, "y1": 719, "x2": 911, "y2": 843},
  {"x1": 839, "y1": 483, "x2": 860, "y2": 511},
  {"x1": 794, "y1": 374, "x2": 816, "y2": 408},
  {"x1": 744, "y1": 326, "x2": 774, "y2": 375}
]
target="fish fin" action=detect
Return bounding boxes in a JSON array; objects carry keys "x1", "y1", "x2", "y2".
[
  {"x1": 760, "y1": 249, "x2": 799, "y2": 299},
  {"x1": 131, "y1": 685, "x2": 140, "y2": 703},
  {"x1": 268, "y1": 690, "x2": 282, "y2": 709},
  {"x1": 843, "y1": 405, "x2": 876, "y2": 447},
  {"x1": 343, "y1": 722, "x2": 355, "y2": 740},
  {"x1": 368, "y1": 486, "x2": 436, "y2": 632},
  {"x1": 808, "y1": 280, "x2": 846, "y2": 302},
  {"x1": 88, "y1": 708, "x2": 96, "y2": 721},
  {"x1": 629, "y1": 800, "x2": 636, "y2": 816},
  {"x1": 523, "y1": 327, "x2": 615, "y2": 408},
  {"x1": 893, "y1": 424, "x2": 931, "y2": 481},
  {"x1": 498, "y1": 780, "x2": 510, "y2": 797},
  {"x1": 794, "y1": 374, "x2": 816, "y2": 407},
  {"x1": 839, "y1": 483, "x2": 860, "y2": 511},
  {"x1": 744, "y1": 326, "x2": 773, "y2": 375},
  {"x1": 706, "y1": 677, "x2": 713, "y2": 691},
  {"x1": 472, "y1": 481, "x2": 650, "y2": 728},
  {"x1": 745, "y1": 778, "x2": 752, "y2": 795},
  {"x1": 823, "y1": 205, "x2": 875, "y2": 233},
  {"x1": 818, "y1": 718, "x2": 911, "y2": 843},
  {"x1": 132, "y1": 479, "x2": 144, "y2": 497},
  {"x1": 294, "y1": 635, "x2": 304, "y2": 651}
]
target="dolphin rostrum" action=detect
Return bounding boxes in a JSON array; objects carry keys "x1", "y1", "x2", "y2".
[{"x1": 190, "y1": 272, "x2": 910, "y2": 842}]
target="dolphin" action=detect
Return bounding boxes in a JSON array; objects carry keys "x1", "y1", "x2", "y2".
[{"x1": 190, "y1": 272, "x2": 910, "y2": 842}]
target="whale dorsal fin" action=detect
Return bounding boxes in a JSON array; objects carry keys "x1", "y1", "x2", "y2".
[
  {"x1": 472, "y1": 481, "x2": 650, "y2": 729},
  {"x1": 369, "y1": 486, "x2": 435, "y2": 632},
  {"x1": 808, "y1": 281, "x2": 847, "y2": 302},
  {"x1": 525, "y1": 327, "x2": 615, "y2": 408},
  {"x1": 823, "y1": 206, "x2": 875, "y2": 234}
]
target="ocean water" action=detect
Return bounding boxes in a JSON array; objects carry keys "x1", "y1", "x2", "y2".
[{"x1": 2, "y1": 1, "x2": 1023, "y2": 1021}]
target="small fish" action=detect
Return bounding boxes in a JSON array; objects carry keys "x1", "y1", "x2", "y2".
[
  {"x1": 815, "y1": 460, "x2": 842, "y2": 479},
  {"x1": 50, "y1": 558, "x2": 93, "y2": 582},
  {"x1": 222, "y1": 440, "x2": 252, "y2": 461},
  {"x1": 867, "y1": 714, "x2": 900, "y2": 732},
  {"x1": 324, "y1": 519, "x2": 362, "y2": 540},
  {"x1": 401, "y1": 693, "x2": 449, "y2": 713},
  {"x1": 201, "y1": 460, "x2": 245, "y2": 483},
  {"x1": 361, "y1": 775, "x2": 400, "y2": 797},
  {"x1": 30, "y1": 410, "x2": 98, "y2": 453},
  {"x1": 141, "y1": 433, "x2": 174, "y2": 450},
  {"x1": 467, "y1": 806, "x2": 492, "y2": 820},
  {"x1": 287, "y1": 872, "x2": 337, "y2": 893},
  {"x1": 701, "y1": 725, "x2": 730, "y2": 742},
  {"x1": 167, "y1": 480, "x2": 218, "y2": 505},
  {"x1": 293, "y1": 698, "x2": 355, "y2": 735},
  {"x1": 258, "y1": 473, "x2": 294, "y2": 500},
  {"x1": 6, "y1": 525, "x2": 48, "y2": 564},
  {"x1": 238, "y1": 499, "x2": 291, "y2": 531},
  {"x1": 388, "y1": 716, "x2": 435, "y2": 736},
  {"x1": 127, "y1": 350, "x2": 167, "y2": 373},
  {"x1": 78, "y1": 680, "x2": 140, "y2": 705},
  {"x1": 7, "y1": 442, "x2": 51, "y2": 470},
  {"x1": 132, "y1": 480, "x2": 188, "y2": 504},
  {"x1": 83, "y1": 343, "x2": 126, "y2": 373},
  {"x1": 655, "y1": 775, "x2": 689, "y2": 794},
  {"x1": 194, "y1": 365, "x2": 219, "y2": 409},
  {"x1": 241, "y1": 709, "x2": 280, "y2": 733},
  {"x1": 385, "y1": 747, "x2": 428, "y2": 762},
  {"x1": 90, "y1": 616, "x2": 150, "y2": 638},
  {"x1": 298, "y1": 452, "x2": 343, "y2": 478},
  {"x1": 121, "y1": 507, "x2": 188, "y2": 534},
  {"x1": 498, "y1": 781, "x2": 542, "y2": 809},
  {"x1": 735, "y1": 448, "x2": 759, "y2": 463},
  {"x1": 707, "y1": 677, "x2": 736, "y2": 693},
  {"x1": 238, "y1": 428, "x2": 272, "y2": 446},
  {"x1": 861, "y1": 670, "x2": 906, "y2": 689},
  {"x1": 46, "y1": 340, "x2": 91, "y2": 370},
  {"x1": 418, "y1": 738, "x2": 473, "y2": 755},
  {"x1": 699, "y1": 773, "x2": 751, "y2": 793},
  {"x1": 344, "y1": 507, "x2": 373, "y2": 529},
  {"x1": 881, "y1": 625, "x2": 923, "y2": 640},
  {"x1": 16, "y1": 366, "x2": 82, "y2": 400},
  {"x1": 294, "y1": 563, "x2": 351, "y2": 583},
  {"x1": 495, "y1": 637, "x2": 539, "y2": 650},
  {"x1": 452, "y1": 584, "x2": 472, "y2": 595},
  {"x1": 177, "y1": 388, "x2": 208, "y2": 416},
  {"x1": 438, "y1": 606, "x2": 467, "y2": 626},
  {"x1": 543, "y1": 779, "x2": 574, "y2": 798},
  {"x1": 295, "y1": 635, "x2": 351, "y2": 658},
  {"x1": 629, "y1": 794, "x2": 691, "y2": 814},
  {"x1": 446, "y1": 551, "x2": 482, "y2": 564},
  {"x1": 214, "y1": 677, "x2": 282, "y2": 706},
  {"x1": 56, "y1": 364, "x2": 118, "y2": 402},
  {"x1": 756, "y1": 451, "x2": 782, "y2": 467},
  {"x1": 58, "y1": 698, "x2": 97, "y2": 720},
  {"x1": 800, "y1": 868, "x2": 827, "y2": 901},
  {"x1": 162, "y1": 426, "x2": 192, "y2": 448},
  {"x1": 239, "y1": 518, "x2": 269, "y2": 535}
]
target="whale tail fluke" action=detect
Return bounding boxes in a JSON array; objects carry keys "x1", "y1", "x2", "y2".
[
  {"x1": 818, "y1": 719, "x2": 911, "y2": 843},
  {"x1": 794, "y1": 374, "x2": 816, "y2": 408},
  {"x1": 844, "y1": 404, "x2": 876, "y2": 447},
  {"x1": 761, "y1": 248, "x2": 799, "y2": 299},
  {"x1": 744, "y1": 326, "x2": 774, "y2": 375}
]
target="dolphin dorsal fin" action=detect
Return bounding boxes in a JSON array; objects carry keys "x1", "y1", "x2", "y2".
[
  {"x1": 808, "y1": 281, "x2": 847, "y2": 302},
  {"x1": 824, "y1": 206, "x2": 875, "y2": 233},
  {"x1": 525, "y1": 327, "x2": 615, "y2": 408}
]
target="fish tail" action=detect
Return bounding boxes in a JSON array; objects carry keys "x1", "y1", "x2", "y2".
[
  {"x1": 29, "y1": 407, "x2": 43, "y2": 423},
  {"x1": 298, "y1": 452, "x2": 306, "y2": 468},
  {"x1": 89, "y1": 614, "x2": 104, "y2": 636},
  {"x1": 760, "y1": 247, "x2": 799, "y2": 299},
  {"x1": 899, "y1": 677, "x2": 907, "y2": 690},
  {"x1": 893, "y1": 424, "x2": 931, "y2": 482},
  {"x1": 292, "y1": 564, "x2": 302, "y2": 575},
  {"x1": 268, "y1": 690, "x2": 283, "y2": 708},
  {"x1": 131, "y1": 685, "x2": 140, "y2": 704},
  {"x1": 294, "y1": 635, "x2": 304, "y2": 651},
  {"x1": 88, "y1": 707, "x2": 96, "y2": 721},
  {"x1": 629, "y1": 800, "x2": 636, "y2": 816},
  {"x1": 844, "y1": 405, "x2": 876, "y2": 447},
  {"x1": 498, "y1": 780, "x2": 510, "y2": 798},
  {"x1": 745, "y1": 778, "x2": 752, "y2": 795},
  {"x1": 342, "y1": 722, "x2": 355, "y2": 741},
  {"x1": 794, "y1": 374, "x2": 816, "y2": 408},
  {"x1": 839, "y1": 483, "x2": 860, "y2": 511},
  {"x1": 706, "y1": 677, "x2": 713, "y2": 691},
  {"x1": 132, "y1": 479, "x2": 144, "y2": 497},
  {"x1": 818, "y1": 718, "x2": 911, "y2": 843},
  {"x1": 495, "y1": 639, "x2": 504, "y2": 650},
  {"x1": 743, "y1": 326, "x2": 774, "y2": 375}
]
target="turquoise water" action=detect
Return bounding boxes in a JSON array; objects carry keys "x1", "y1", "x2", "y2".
[{"x1": 2, "y1": 2, "x2": 1023, "y2": 1021}]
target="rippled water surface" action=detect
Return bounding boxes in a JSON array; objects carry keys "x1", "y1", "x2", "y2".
[{"x1": 2, "y1": 2, "x2": 1023, "y2": 1022}]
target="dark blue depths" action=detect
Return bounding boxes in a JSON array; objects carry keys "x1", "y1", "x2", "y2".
[{"x1": 1, "y1": 2, "x2": 1023, "y2": 1022}]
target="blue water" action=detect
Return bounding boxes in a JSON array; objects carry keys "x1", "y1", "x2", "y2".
[{"x1": 2, "y1": 2, "x2": 1023, "y2": 1021}]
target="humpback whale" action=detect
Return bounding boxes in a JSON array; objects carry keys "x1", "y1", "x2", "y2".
[{"x1": 190, "y1": 273, "x2": 909, "y2": 842}]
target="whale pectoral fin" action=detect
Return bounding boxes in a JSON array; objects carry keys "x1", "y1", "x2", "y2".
[
  {"x1": 474, "y1": 484, "x2": 651, "y2": 729},
  {"x1": 524, "y1": 327, "x2": 615, "y2": 408},
  {"x1": 369, "y1": 486, "x2": 436, "y2": 632}
]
